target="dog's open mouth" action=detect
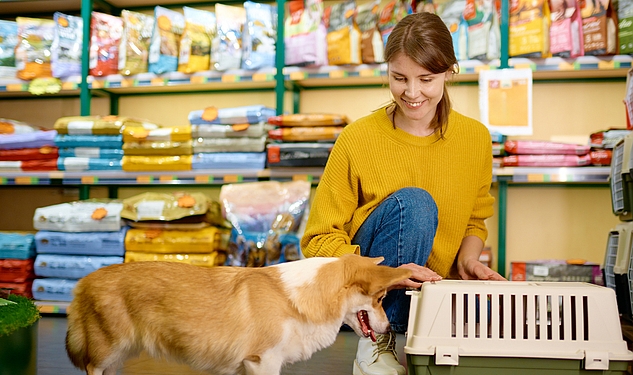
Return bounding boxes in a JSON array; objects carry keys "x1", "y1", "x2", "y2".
[{"x1": 357, "y1": 310, "x2": 376, "y2": 342}]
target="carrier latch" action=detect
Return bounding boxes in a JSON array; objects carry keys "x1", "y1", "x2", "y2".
[
  {"x1": 435, "y1": 346, "x2": 459, "y2": 365},
  {"x1": 584, "y1": 351, "x2": 609, "y2": 370}
]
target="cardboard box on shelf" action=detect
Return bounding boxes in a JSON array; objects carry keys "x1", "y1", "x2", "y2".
[{"x1": 510, "y1": 260, "x2": 603, "y2": 285}]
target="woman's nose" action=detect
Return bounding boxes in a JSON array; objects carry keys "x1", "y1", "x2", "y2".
[{"x1": 405, "y1": 80, "x2": 420, "y2": 97}]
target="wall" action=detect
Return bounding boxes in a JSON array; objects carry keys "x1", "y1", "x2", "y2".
[{"x1": 0, "y1": 78, "x2": 626, "y2": 276}]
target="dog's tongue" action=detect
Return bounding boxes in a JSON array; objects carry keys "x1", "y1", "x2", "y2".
[{"x1": 357, "y1": 310, "x2": 376, "y2": 342}]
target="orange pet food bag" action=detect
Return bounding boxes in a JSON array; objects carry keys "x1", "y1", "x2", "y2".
[{"x1": 15, "y1": 17, "x2": 55, "y2": 80}]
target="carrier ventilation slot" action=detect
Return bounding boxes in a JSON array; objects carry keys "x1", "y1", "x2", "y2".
[
  {"x1": 611, "y1": 142, "x2": 625, "y2": 213},
  {"x1": 450, "y1": 293, "x2": 589, "y2": 341},
  {"x1": 605, "y1": 232, "x2": 618, "y2": 291}
]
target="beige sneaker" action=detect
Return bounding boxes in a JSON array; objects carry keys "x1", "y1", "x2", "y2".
[{"x1": 353, "y1": 332, "x2": 406, "y2": 375}]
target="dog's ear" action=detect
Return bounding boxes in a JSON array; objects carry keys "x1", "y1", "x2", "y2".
[
  {"x1": 371, "y1": 256, "x2": 385, "y2": 265},
  {"x1": 366, "y1": 266, "x2": 411, "y2": 295}
]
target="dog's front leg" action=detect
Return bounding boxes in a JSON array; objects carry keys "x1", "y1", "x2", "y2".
[{"x1": 242, "y1": 355, "x2": 283, "y2": 375}]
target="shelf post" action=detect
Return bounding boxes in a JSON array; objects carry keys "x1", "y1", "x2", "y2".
[
  {"x1": 80, "y1": 0, "x2": 93, "y2": 116},
  {"x1": 275, "y1": 0, "x2": 286, "y2": 115},
  {"x1": 500, "y1": 0, "x2": 510, "y2": 69},
  {"x1": 497, "y1": 177, "x2": 509, "y2": 278}
]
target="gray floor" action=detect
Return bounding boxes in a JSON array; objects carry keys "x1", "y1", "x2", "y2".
[{"x1": 37, "y1": 316, "x2": 408, "y2": 375}]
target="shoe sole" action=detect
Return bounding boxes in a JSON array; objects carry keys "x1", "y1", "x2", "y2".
[{"x1": 353, "y1": 361, "x2": 365, "y2": 375}]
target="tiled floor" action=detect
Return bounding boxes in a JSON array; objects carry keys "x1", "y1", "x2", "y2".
[{"x1": 37, "y1": 316, "x2": 408, "y2": 375}]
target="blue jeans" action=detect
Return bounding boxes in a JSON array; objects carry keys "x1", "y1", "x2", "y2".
[{"x1": 352, "y1": 187, "x2": 438, "y2": 333}]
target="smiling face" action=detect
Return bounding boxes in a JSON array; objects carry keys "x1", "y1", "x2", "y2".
[{"x1": 388, "y1": 52, "x2": 450, "y2": 132}]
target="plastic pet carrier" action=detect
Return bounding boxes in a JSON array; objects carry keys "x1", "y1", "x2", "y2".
[
  {"x1": 611, "y1": 133, "x2": 633, "y2": 221},
  {"x1": 603, "y1": 222, "x2": 633, "y2": 318},
  {"x1": 405, "y1": 280, "x2": 633, "y2": 374}
]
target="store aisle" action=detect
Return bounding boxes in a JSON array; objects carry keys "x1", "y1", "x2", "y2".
[{"x1": 37, "y1": 316, "x2": 408, "y2": 375}]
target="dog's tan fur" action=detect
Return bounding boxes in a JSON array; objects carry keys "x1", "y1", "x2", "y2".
[{"x1": 66, "y1": 254, "x2": 411, "y2": 375}]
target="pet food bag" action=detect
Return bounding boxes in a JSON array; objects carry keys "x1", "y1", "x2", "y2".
[
  {"x1": 581, "y1": 0, "x2": 618, "y2": 55},
  {"x1": 191, "y1": 152, "x2": 266, "y2": 169},
  {"x1": 0, "y1": 232, "x2": 35, "y2": 260},
  {"x1": 267, "y1": 113, "x2": 351, "y2": 126},
  {"x1": 549, "y1": 0, "x2": 584, "y2": 57},
  {"x1": 284, "y1": 0, "x2": 328, "y2": 67},
  {"x1": 54, "y1": 115, "x2": 148, "y2": 135},
  {"x1": 124, "y1": 250, "x2": 227, "y2": 267},
  {"x1": 124, "y1": 226, "x2": 226, "y2": 253},
  {"x1": 34, "y1": 254, "x2": 123, "y2": 279},
  {"x1": 0, "y1": 20, "x2": 18, "y2": 78},
  {"x1": 0, "y1": 147, "x2": 58, "y2": 161},
  {"x1": 509, "y1": 0, "x2": 552, "y2": 57},
  {"x1": 212, "y1": 4, "x2": 246, "y2": 71},
  {"x1": 619, "y1": 0, "x2": 633, "y2": 54},
  {"x1": 32, "y1": 278, "x2": 77, "y2": 301},
  {"x1": 192, "y1": 136, "x2": 267, "y2": 153},
  {"x1": 189, "y1": 105, "x2": 276, "y2": 125},
  {"x1": 178, "y1": 6, "x2": 216, "y2": 74},
  {"x1": 122, "y1": 140, "x2": 192, "y2": 156},
  {"x1": 191, "y1": 122, "x2": 271, "y2": 138},
  {"x1": 89, "y1": 12, "x2": 123, "y2": 77},
  {"x1": 35, "y1": 228, "x2": 127, "y2": 256},
  {"x1": 325, "y1": 0, "x2": 361, "y2": 65},
  {"x1": 54, "y1": 134, "x2": 123, "y2": 149},
  {"x1": 121, "y1": 155, "x2": 192, "y2": 171},
  {"x1": 122, "y1": 124, "x2": 191, "y2": 143},
  {"x1": 0, "y1": 130, "x2": 57, "y2": 150},
  {"x1": 121, "y1": 192, "x2": 209, "y2": 223},
  {"x1": 220, "y1": 180, "x2": 310, "y2": 267},
  {"x1": 437, "y1": 0, "x2": 469, "y2": 62},
  {"x1": 242, "y1": 1, "x2": 277, "y2": 70},
  {"x1": 356, "y1": 0, "x2": 384, "y2": 64},
  {"x1": 58, "y1": 147, "x2": 123, "y2": 159},
  {"x1": 119, "y1": 10, "x2": 155, "y2": 76},
  {"x1": 0, "y1": 118, "x2": 38, "y2": 135},
  {"x1": 0, "y1": 259, "x2": 35, "y2": 283},
  {"x1": 378, "y1": 0, "x2": 412, "y2": 48},
  {"x1": 15, "y1": 17, "x2": 55, "y2": 80},
  {"x1": 33, "y1": 200, "x2": 124, "y2": 233},
  {"x1": 51, "y1": 12, "x2": 83, "y2": 78},
  {"x1": 57, "y1": 157, "x2": 122, "y2": 171},
  {"x1": 149, "y1": 6, "x2": 185, "y2": 74},
  {"x1": 463, "y1": 0, "x2": 501, "y2": 60}
]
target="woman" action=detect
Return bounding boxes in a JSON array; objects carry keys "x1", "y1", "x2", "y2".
[{"x1": 300, "y1": 11, "x2": 505, "y2": 375}]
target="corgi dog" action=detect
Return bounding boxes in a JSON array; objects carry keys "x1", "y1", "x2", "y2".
[{"x1": 65, "y1": 254, "x2": 411, "y2": 375}]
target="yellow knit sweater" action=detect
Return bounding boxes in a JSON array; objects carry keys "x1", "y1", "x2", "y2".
[{"x1": 300, "y1": 107, "x2": 495, "y2": 278}]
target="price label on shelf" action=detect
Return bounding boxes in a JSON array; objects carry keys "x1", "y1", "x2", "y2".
[
  {"x1": 151, "y1": 78, "x2": 167, "y2": 86},
  {"x1": 0, "y1": 177, "x2": 6, "y2": 185},
  {"x1": 80, "y1": 176, "x2": 98, "y2": 184},
  {"x1": 159, "y1": 175, "x2": 176, "y2": 182},
  {"x1": 190, "y1": 76, "x2": 207, "y2": 84},
  {"x1": 136, "y1": 176, "x2": 154, "y2": 183},
  {"x1": 292, "y1": 174, "x2": 313, "y2": 182},
  {"x1": 222, "y1": 74, "x2": 239, "y2": 83},
  {"x1": 329, "y1": 70, "x2": 348, "y2": 79},
  {"x1": 252, "y1": 73, "x2": 272, "y2": 81},
  {"x1": 15, "y1": 177, "x2": 38, "y2": 185},
  {"x1": 223, "y1": 175, "x2": 243, "y2": 183},
  {"x1": 194, "y1": 175, "x2": 213, "y2": 183},
  {"x1": 289, "y1": 71, "x2": 307, "y2": 80}
]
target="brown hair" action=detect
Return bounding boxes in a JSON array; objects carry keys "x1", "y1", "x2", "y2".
[{"x1": 384, "y1": 12, "x2": 458, "y2": 137}]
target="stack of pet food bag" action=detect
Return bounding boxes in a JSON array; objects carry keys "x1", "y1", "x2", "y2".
[
  {"x1": 121, "y1": 122, "x2": 192, "y2": 172},
  {"x1": 121, "y1": 192, "x2": 231, "y2": 267},
  {"x1": 501, "y1": 138, "x2": 617, "y2": 167},
  {"x1": 53, "y1": 116, "x2": 128, "y2": 172},
  {"x1": 31, "y1": 200, "x2": 126, "y2": 302},
  {"x1": 0, "y1": 119, "x2": 58, "y2": 172},
  {"x1": 0, "y1": 232, "x2": 36, "y2": 298},
  {"x1": 266, "y1": 113, "x2": 349, "y2": 168},
  {"x1": 490, "y1": 131, "x2": 507, "y2": 168},
  {"x1": 220, "y1": 180, "x2": 310, "y2": 267},
  {"x1": 189, "y1": 104, "x2": 274, "y2": 170}
]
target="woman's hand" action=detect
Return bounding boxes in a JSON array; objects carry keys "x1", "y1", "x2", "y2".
[
  {"x1": 457, "y1": 257, "x2": 506, "y2": 281},
  {"x1": 389, "y1": 263, "x2": 442, "y2": 290}
]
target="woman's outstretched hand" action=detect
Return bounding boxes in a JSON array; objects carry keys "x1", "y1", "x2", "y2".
[
  {"x1": 390, "y1": 263, "x2": 443, "y2": 290},
  {"x1": 457, "y1": 258, "x2": 506, "y2": 281}
]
